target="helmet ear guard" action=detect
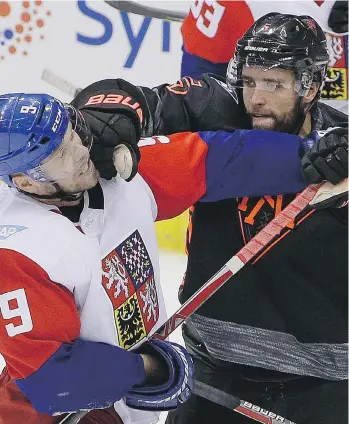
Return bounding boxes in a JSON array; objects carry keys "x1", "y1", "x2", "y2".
[{"x1": 66, "y1": 104, "x2": 93, "y2": 151}]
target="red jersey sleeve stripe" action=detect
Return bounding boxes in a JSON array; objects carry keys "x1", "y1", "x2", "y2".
[
  {"x1": 182, "y1": 1, "x2": 254, "y2": 63},
  {"x1": 0, "y1": 249, "x2": 80, "y2": 379},
  {"x1": 139, "y1": 133, "x2": 208, "y2": 221}
]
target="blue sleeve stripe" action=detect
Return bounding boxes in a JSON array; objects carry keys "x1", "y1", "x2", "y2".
[
  {"x1": 197, "y1": 130, "x2": 306, "y2": 202},
  {"x1": 15, "y1": 339, "x2": 146, "y2": 415},
  {"x1": 181, "y1": 47, "x2": 228, "y2": 79}
]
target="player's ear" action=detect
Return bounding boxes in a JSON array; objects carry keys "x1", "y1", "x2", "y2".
[
  {"x1": 11, "y1": 174, "x2": 35, "y2": 190},
  {"x1": 11, "y1": 174, "x2": 49, "y2": 195}
]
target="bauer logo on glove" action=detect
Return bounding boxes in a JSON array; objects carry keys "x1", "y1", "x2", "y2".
[{"x1": 71, "y1": 80, "x2": 143, "y2": 181}]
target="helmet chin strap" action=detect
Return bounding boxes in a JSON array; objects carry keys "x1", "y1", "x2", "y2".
[
  {"x1": 292, "y1": 97, "x2": 307, "y2": 135},
  {"x1": 19, "y1": 182, "x2": 83, "y2": 203},
  {"x1": 292, "y1": 83, "x2": 320, "y2": 136}
]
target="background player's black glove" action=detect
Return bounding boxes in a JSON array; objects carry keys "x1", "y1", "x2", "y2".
[
  {"x1": 301, "y1": 127, "x2": 348, "y2": 208},
  {"x1": 71, "y1": 80, "x2": 142, "y2": 181}
]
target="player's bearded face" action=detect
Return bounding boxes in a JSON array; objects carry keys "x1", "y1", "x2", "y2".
[
  {"x1": 41, "y1": 123, "x2": 99, "y2": 194},
  {"x1": 242, "y1": 66, "x2": 302, "y2": 133}
]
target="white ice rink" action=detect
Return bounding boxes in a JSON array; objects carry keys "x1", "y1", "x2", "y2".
[{"x1": 0, "y1": 250, "x2": 187, "y2": 424}]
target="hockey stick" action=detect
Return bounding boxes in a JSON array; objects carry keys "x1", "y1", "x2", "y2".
[
  {"x1": 41, "y1": 1, "x2": 186, "y2": 96},
  {"x1": 57, "y1": 411, "x2": 89, "y2": 424},
  {"x1": 60, "y1": 183, "x2": 321, "y2": 424},
  {"x1": 41, "y1": 69, "x2": 81, "y2": 98},
  {"x1": 105, "y1": 1, "x2": 186, "y2": 22},
  {"x1": 193, "y1": 381, "x2": 296, "y2": 424},
  {"x1": 153, "y1": 183, "x2": 320, "y2": 340}
]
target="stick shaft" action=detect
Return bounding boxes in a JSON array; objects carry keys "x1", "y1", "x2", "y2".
[
  {"x1": 154, "y1": 184, "x2": 320, "y2": 340},
  {"x1": 105, "y1": 1, "x2": 186, "y2": 22}
]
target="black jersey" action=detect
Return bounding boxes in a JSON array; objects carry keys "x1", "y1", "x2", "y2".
[{"x1": 76, "y1": 74, "x2": 348, "y2": 380}]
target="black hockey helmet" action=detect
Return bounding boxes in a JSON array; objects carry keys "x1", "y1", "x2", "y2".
[{"x1": 227, "y1": 13, "x2": 329, "y2": 96}]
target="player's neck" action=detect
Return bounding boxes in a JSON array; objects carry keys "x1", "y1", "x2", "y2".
[
  {"x1": 298, "y1": 112, "x2": 312, "y2": 139},
  {"x1": 37, "y1": 197, "x2": 83, "y2": 207}
]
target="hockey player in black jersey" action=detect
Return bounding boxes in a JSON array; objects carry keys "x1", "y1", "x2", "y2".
[{"x1": 72, "y1": 13, "x2": 348, "y2": 424}]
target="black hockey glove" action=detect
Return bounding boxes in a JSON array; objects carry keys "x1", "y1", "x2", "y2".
[
  {"x1": 301, "y1": 127, "x2": 348, "y2": 185},
  {"x1": 301, "y1": 127, "x2": 348, "y2": 208},
  {"x1": 71, "y1": 80, "x2": 143, "y2": 181}
]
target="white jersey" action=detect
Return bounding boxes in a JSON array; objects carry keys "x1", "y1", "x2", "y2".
[{"x1": 0, "y1": 176, "x2": 164, "y2": 423}]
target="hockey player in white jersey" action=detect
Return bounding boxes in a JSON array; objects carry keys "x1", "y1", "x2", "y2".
[{"x1": 0, "y1": 94, "x2": 194, "y2": 424}]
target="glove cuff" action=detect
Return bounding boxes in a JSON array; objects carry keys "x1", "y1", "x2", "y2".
[{"x1": 125, "y1": 339, "x2": 194, "y2": 411}]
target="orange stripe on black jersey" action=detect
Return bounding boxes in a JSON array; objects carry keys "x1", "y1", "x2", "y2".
[
  {"x1": 237, "y1": 194, "x2": 315, "y2": 264},
  {"x1": 167, "y1": 77, "x2": 203, "y2": 95}
]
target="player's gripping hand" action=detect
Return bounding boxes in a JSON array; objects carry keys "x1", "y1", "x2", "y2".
[
  {"x1": 125, "y1": 339, "x2": 194, "y2": 411},
  {"x1": 301, "y1": 127, "x2": 348, "y2": 208},
  {"x1": 71, "y1": 80, "x2": 142, "y2": 181},
  {"x1": 301, "y1": 127, "x2": 348, "y2": 185}
]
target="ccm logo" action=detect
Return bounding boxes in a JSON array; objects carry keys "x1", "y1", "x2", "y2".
[
  {"x1": 85, "y1": 94, "x2": 143, "y2": 123},
  {"x1": 52, "y1": 108, "x2": 62, "y2": 132}
]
